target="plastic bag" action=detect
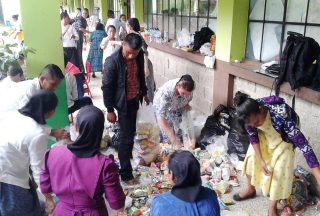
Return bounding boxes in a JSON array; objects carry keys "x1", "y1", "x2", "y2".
[
  {"x1": 180, "y1": 111, "x2": 196, "y2": 150},
  {"x1": 196, "y1": 105, "x2": 230, "y2": 149},
  {"x1": 177, "y1": 28, "x2": 192, "y2": 47},
  {"x1": 136, "y1": 104, "x2": 160, "y2": 165}
]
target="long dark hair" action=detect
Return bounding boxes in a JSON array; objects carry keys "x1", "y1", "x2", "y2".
[
  {"x1": 127, "y1": 18, "x2": 140, "y2": 32},
  {"x1": 233, "y1": 91, "x2": 260, "y2": 124},
  {"x1": 176, "y1": 74, "x2": 195, "y2": 92}
]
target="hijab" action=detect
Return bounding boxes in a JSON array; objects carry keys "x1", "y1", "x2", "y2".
[
  {"x1": 168, "y1": 150, "x2": 202, "y2": 202},
  {"x1": 127, "y1": 18, "x2": 140, "y2": 32},
  {"x1": 18, "y1": 90, "x2": 58, "y2": 125},
  {"x1": 67, "y1": 105, "x2": 105, "y2": 158}
]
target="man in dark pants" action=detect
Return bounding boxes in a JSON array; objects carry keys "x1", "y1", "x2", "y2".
[
  {"x1": 73, "y1": 8, "x2": 90, "y2": 74},
  {"x1": 102, "y1": 33, "x2": 149, "y2": 184}
]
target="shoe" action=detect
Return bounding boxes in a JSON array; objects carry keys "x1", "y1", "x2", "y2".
[
  {"x1": 92, "y1": 73, "x2": 96, "y2": 78},
  {"x1": 233, "y1": 190, "x2": 256, "y2": 201}
]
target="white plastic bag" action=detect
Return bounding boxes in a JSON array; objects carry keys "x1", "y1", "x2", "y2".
[
  {"x1": 136, "y1": 104, "x2": 160, "y2": 164},
  {"x1": 180, "y1": 111, "x2": 196, "y2": 150},
  {"x1": 177, "y1": 28, "x2": 192, "y2": 47}
]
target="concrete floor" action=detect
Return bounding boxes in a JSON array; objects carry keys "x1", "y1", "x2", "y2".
[{"x1": 87, "y1": 72, "x2": 318, "y2": 216}]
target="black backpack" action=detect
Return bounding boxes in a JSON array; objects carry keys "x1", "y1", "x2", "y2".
[
  {"x1": 276, "y1": 32, "x2": 320, "y2": 95},
  {"x1": 193, "y1": 27, "x2": 214, "y2": 51}
]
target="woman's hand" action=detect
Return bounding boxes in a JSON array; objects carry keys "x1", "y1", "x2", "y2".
[
  {"x1": 44, "y1": 194, "x2": 56, "y2": 214},
  {"x1": 311, "y1": 167, "x2": 320, "y2": 185},
  {"x1": 260, "y1": 159, "x2": 272, "y2": 176},
  {"x1": 184, "y1": 104, "x2": 192, "y2": 111}
]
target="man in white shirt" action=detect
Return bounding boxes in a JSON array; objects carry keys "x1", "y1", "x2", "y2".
[
  {"x1": 0, "y1": 66, "x2": 23, "y2": 90},
  {"x1": 0, "y1": 64, "x2": 68, "y2": 140},
  {"x1": 105, "y1": 10, "x2": 122, "y2": 40},
  {"x1": 65, "y1": 72, "x2": 92, "y2": 114}
]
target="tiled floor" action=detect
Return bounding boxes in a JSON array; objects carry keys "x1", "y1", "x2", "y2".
[{"x1": 87, "y1": 71, "x2": 318, "y2": 216}]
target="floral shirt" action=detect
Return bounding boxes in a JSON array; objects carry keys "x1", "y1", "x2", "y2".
[
  {"x1": 246, "y1": 96, "x2": 319, "y2": 168},
  {"x1": 153, "y1": 78, "x2": 193, "y2": 120}
]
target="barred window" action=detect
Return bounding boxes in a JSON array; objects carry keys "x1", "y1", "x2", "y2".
[
  {"x1": 143, "y1": 0, "x2": 217, "y2": 39},
  {"x1": 246, "y1": 0, "x2": 320, "y2": 62}
]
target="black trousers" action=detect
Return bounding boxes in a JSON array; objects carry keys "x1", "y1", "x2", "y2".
[
  {"x1": 63, "y1": 47, "x2": 79, "y2": 68},
  {"x1": 68, "y1": 97, "x2": 93, "y2": 114},
  {"x1": 118, "y1": 98, "x2": 139, "y2": 181},
  {"x1": 77, "y1": 39, "x2": 85, "y2": 74}
]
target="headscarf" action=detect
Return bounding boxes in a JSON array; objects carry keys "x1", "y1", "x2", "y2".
[
  {"x1": 168, "y1": 150, "x2": 202, "y2": 202},
  {"x1": 18, "y1": 90, "x2": 58, "y2": 125},
  {"x1": 127, "y1": 18, "x2": 140, "y2": 32},
  {"x1": 67, "y1": 105, "x2": 105, "y2": 158}
]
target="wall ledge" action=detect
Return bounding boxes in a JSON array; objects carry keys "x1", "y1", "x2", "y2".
[
  {"x1": 147, "y1": 42, "x2": 205, "y2": 66},
  {"x1": 215, "y1": 59, "x2": 320, "y2": 106}
]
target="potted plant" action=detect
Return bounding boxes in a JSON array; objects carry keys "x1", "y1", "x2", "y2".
[{"x1": 0, "y1": 30, "x2": 35, "y2": 79}]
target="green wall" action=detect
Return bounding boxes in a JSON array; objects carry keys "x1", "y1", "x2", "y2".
[
  {"x1": 20, "y1": 0, "x2": 69, "y2": 135},
  {"x1": 215, "y1": 0, "x2": 249, "y2": 62},
  {"x1": 134, "y1": 0, "x2": 144, "y2": 23}
]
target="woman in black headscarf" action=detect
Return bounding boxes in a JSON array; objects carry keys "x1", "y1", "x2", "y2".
[
  {"x1": 150, "y1": 150, "x2": 220, "y2": 216},
  {"x1": 0, "y1": 90, "x2": 58, "y2": 216},
  {"x1": 40, "y1": 105, "x2": 125, "y2": 215}
]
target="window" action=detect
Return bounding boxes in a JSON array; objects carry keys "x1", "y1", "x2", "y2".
[
  {"x1": 246, "y1": 0, "x2": 320, "y2": 62},
  {"x1": 143, "y1": 0, "x2": 217, "y2": 39}
]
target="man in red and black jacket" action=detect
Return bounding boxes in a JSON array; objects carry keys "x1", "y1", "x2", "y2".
[{"x1": 102, "y1": 33, "x2": 149, "y2": 184}]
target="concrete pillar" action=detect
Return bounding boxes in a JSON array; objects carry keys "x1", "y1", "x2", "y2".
[
  {"x1": 83, "y1": 0, "x2": 91, "y2": 12},
  {"x1": 100, "y1": 0, "x2": 108, "y2": 23},
  {"x1": 20, "y1": 0, "x2": 69, "y2": 134},
  {"x1": 74, "y1": 0, "x2": 81, "y2": 10},
  {"x1": 215, "y1": 0, "x2": 249, "y2": 62},
  {"x1": 132, "y1": 0, "x2": 144, "y2": 23}
]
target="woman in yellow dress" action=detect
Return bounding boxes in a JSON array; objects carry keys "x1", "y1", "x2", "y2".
[{"x1": 232, "y1": 92, "x2": 320, "y2": 216}]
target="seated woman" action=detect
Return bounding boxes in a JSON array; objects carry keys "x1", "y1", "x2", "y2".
[
  {"x1": 232, "y1": 92, "x2": 320, "y2": 216},
  {"x1": 0, "y1": 90, "x2": 58, "y2": 216},
  {"x1": 40, "y1": 105, "x2": 125, "y2": 215},
  {"x1": 150, "y1": 150, "x2": 220, "y2": 216},
  {"x1": 153, "y1": 75, "x2": 195, "y2": 148}
]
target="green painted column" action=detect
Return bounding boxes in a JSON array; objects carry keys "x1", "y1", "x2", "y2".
[
  {"x1": 133, "y1": 0, "x2": 144, "y2": 23},
  {"x1": 20, "y1": 0, "x2": 69, "y2": 135},
  {"x1": 74, "y1": 0, "x2": 81, "y2": 10},
  {"x1": 215, "y1": 0, "x2": 249, "y2": 62},
  {"x1": 100, "y1": 0, "x2": 108, "y2": 23},
  {"x1": 83, "y1": 0, "x2": 91, "y2": 12}
]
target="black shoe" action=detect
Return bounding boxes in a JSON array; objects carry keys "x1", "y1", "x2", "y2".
[{"x1": 233, "y1": 190, "x2": 256, "y2": 201}]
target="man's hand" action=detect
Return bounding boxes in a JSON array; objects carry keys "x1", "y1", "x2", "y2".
[
  {"x1": 144, "y1": 95, "x2": 150, "y2": 105},
  {"x1": 184, "y1": 104, "x2": 192, "y2": 111},
  {"x1": 45, "y1": 198, "x2": 56, "y2": 214},
  {"x1": 144, "y1": 66, "x2": 150, "y2": 77},
  {"x1": 50, "y1": 128, "x2": 69, "y2": 140},
  {"x1": 107, "y1": 112, "x2": 117, "y2": 123}
]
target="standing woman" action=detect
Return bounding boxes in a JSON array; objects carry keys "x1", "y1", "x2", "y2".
[
  {"x1": 232, "y1": 92, "x2": 320, "y2": 216},
  {"x1": 61, "y1": 11, "x2": 80, "y2": 68},
  {"x1": 0, "y1": 90, "x2": 58, "y2": 216},
  {"x1": 40, "y1": 105, "x2": 126, "y2": 215},
  {"x1": 153, "y1": 75, "x2": 195, "y2": 148},
  {"x1": 86, "y1": 23, "x2": 107, "y2": 78}
]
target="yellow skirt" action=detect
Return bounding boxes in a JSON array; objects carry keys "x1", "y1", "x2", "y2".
[{"x1": 243, "y1": 113, "x2": 295, "y2": 201}]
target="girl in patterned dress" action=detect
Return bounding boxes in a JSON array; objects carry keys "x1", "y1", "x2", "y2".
[
  {"x1": 86, "y1": 23, "x2": 107, "y2": 78},
  {"x1": 232, "y1": 92, "x2": 320, "y2": 216}
]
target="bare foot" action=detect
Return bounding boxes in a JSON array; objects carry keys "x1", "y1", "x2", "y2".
[{"x1": 268, "y1": 201, "x2": 278, "y2": 216}]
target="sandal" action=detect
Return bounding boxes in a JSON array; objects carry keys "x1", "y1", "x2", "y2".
[{"x1": 233, "y1": 190, "x2": 256, "y2": 201}]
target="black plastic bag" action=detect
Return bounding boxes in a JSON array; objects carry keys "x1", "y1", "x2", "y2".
[
  {"x1": 196, "y1": 105, "x2": 230, "y2": 149},
  {"x1": 193, "y1": 27, "x2": 214, "y2": 51},
  {"x1": 226, "y1": 108, "x2": 250, "y2": 161}
]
